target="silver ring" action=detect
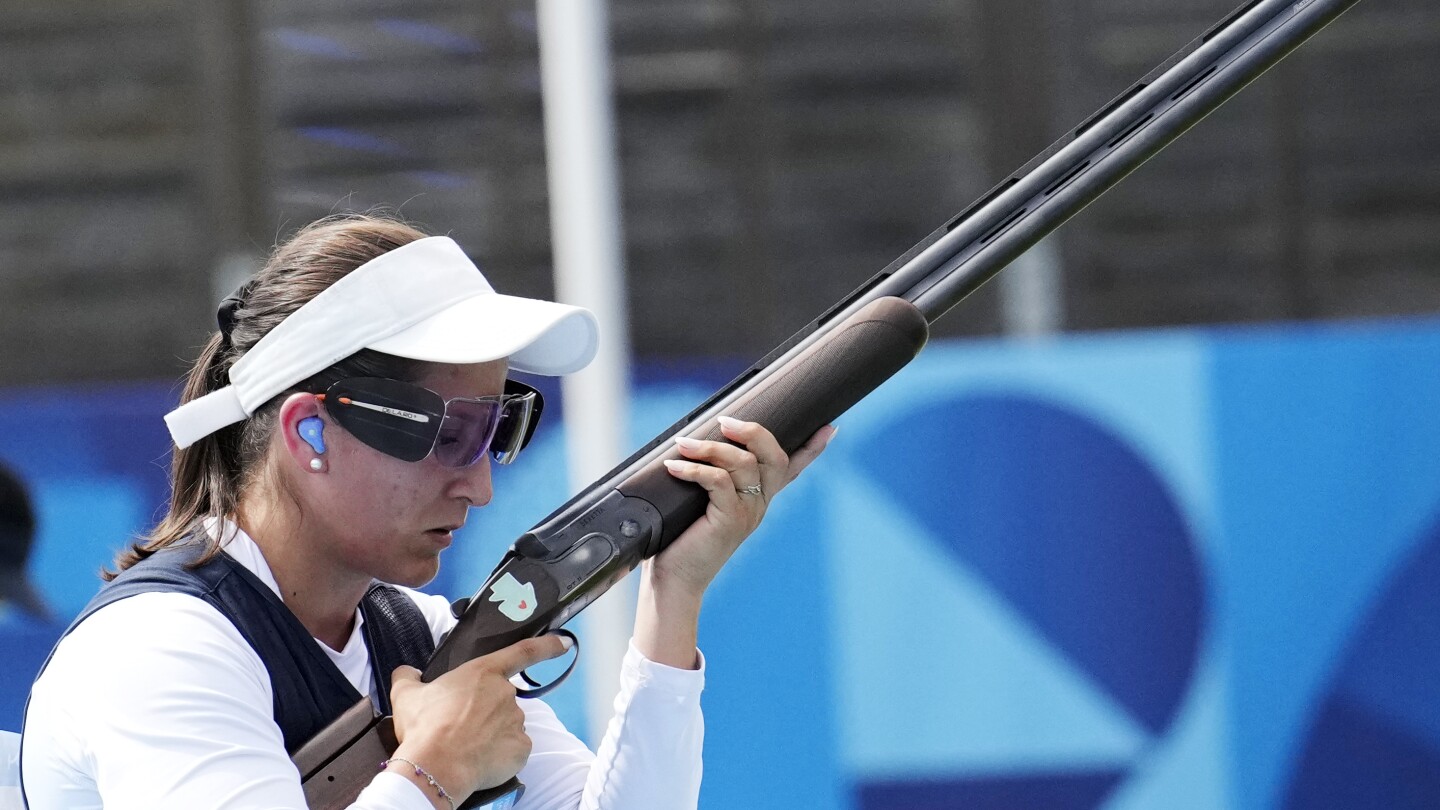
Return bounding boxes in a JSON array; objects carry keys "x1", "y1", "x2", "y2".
[{"x1": 736, "y1": 483, "x2": 763, "y2": 497}]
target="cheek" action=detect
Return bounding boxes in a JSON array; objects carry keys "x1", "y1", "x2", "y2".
[
  {"x1": 324, "y1": 450, "x2": 423, "y2": 520},
  {"x1": 329, "y1": 446, "x2": 449, "y2": 519}
]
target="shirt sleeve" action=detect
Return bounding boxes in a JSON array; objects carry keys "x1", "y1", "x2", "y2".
[
  {"x1": 21, "y1": 593, "x2": 433, "y2": 810},
  {"x1": 509, "y1": 642, "x2": 706, "y2": 810}
]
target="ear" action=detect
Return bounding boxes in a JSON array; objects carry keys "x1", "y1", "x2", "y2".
[{"x1": 277, "y1": 393, "x2": 326, "y2": 472}]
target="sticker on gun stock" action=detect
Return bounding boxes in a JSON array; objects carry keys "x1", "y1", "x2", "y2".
[{"x1": 489, "y1": 572, "x2": 538, "y2": 621}]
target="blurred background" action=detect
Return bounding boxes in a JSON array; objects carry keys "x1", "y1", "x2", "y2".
[{"x1": 1, "y1": 0, "x2": 1438, "y2": 808}]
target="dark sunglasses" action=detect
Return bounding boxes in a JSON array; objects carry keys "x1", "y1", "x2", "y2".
[{"x1": 315, "y1": 377, "x2": 544, "y2": 467}]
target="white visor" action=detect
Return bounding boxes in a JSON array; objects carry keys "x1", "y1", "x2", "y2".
[{"x1": 164, "y1": 236, "x2": 599, "y2": 449}]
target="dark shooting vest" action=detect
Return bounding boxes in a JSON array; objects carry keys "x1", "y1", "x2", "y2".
[{"x1": 33, "y1": 540, "x2": 435, "y2": 753}]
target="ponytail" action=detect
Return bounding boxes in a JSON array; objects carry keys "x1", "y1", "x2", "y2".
[{"x1": 107, "y1": 333, "x2": 243, "y2": 577}]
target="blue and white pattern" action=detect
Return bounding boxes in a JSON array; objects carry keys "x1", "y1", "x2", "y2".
[{"x1": 3, "y1": 320, "x2": 1440, "y2": 809}]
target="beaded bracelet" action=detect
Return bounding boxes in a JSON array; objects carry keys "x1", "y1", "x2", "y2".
[{"x1": 380, "y1": 757, "x2": 456, "y2": 810}]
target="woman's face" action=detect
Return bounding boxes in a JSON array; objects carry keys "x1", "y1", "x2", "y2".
[{"x1": 304, "y1": 359, "x2": 509, "y2": 589}]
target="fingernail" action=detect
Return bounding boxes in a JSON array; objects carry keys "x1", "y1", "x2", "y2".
[
  {"x1": 718, "y1": 415, "x2": 743, "y2": 431},
  {"x1": 674, "y1": 436, "x2": 702, "y2": 450},
  {"x1": 825, "y1": 424, "x2": 840, "y2": 443},
  {"x1": 558, "y1": 634, "x2": 573, "y2": 651},
  {"x1": 664, "y1": 459, "x2": 686, "y2": 471}
]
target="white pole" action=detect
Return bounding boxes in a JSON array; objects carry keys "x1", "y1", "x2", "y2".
[
  {"x1": 1000, "y1": 236, "x2": 1064, "y2": 338},
  {"x1": 536, "y1": 0, "x2": 635, "y2": 746}
]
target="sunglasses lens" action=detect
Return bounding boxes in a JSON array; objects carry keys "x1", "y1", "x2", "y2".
[
  {"x1": 490, "y1": 380, "x2": 542, "y2": 465},
  {"x1": 324, "y1": 378, "x2": 444, "y2": 463},
  {"x1": 434, "y1": 398, "x2": 505, "y2": 468},
  {"x1": 324, "y1": 378, "x2": 547, "y2": 467}
]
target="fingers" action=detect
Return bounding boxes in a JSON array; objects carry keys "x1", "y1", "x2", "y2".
[
  {"x1": 716, "y1": 416, "x2": 788, "y2": 471},
  {"x1": 387, "y1": 666, "x2": 420, "y2": 736},
  {"x1": 786, "y1": 424, "x2": 837, "y2": 482},
  {"x1": 652, "y1": 419, "x2": 837, "y2": 599},
  {"x1": 674, "y1": 416, "x2": 784, "y2": 492},
  {"x1": 672, "y1": 417, "x2": 837, "y2": 495},
  {"x1": 672, "y1": 436, "x2": 765, "y2": 498},
  {"x1": 663, "y1": 456, "x2": 745, "y2": 515},
  {"x1": 389, "y1": 665, "x2": 421, "y2": 701},
  {"x1": 387, "y1": 655, "x2": 535, "y2": 795},
  {"x1": 481, "y1": 634, "x2": 573, "y2": 678}
]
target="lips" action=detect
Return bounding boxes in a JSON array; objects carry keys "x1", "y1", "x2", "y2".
[
  {"x1": 428, "y1": 517, "x2": 465, "y2": 534},
  {"x1": 425, "y1": 528, "x2": 456, "y2": 551},
  {"x1": 426, "y1": 515, "x2": 466, "y2": 547}
]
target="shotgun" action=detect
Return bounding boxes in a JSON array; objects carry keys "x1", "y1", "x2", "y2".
[{"x1": 296, "y1": 0, "x2": 1363, "y2": 805}]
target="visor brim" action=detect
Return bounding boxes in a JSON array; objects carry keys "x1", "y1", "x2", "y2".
[{"x1": 367, "y1": 292, "x2": 598, "y2": 376}]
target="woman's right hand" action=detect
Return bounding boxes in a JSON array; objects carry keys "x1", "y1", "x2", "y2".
[{"x1": 386, "y1": 635, "x2": 571, "y2": 801}]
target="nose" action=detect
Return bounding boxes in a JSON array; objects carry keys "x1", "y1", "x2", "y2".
[{"x1": 449, "y1": 454, "x2": 494, "y2": 507}]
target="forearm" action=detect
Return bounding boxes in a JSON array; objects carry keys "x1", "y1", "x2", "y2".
[{"x1": 632, "y1": 559, "x2": 703, "y2": 670}]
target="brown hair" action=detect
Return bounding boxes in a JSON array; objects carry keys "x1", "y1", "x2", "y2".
[{"x1": 108, "y1": 213, "x2": 431, "y2": 577}]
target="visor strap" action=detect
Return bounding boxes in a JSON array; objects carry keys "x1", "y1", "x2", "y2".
[{"x1": 165, "y1": 387, "x2": 248, "y2": 449}]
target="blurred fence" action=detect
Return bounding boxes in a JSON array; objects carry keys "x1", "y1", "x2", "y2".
[{"x1": 1, "y1": 0, "x2": 1437, "y2": 386}]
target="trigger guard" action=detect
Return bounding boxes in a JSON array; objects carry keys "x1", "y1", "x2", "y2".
[{"x1": 515, "y1": 629, "x2": 579, "y2": 699}]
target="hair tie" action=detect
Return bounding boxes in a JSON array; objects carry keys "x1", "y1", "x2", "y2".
[{"x1": 217, "y1": 279, "x2": 257, "y2": 342}]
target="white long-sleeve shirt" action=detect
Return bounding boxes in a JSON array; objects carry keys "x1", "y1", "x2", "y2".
[{"x1": 21, "y1": 530, "x2": 704, "y2": 809}]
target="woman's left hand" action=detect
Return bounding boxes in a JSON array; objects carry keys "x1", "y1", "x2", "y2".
[
  {"x1": 635, "y1": 416, "x2": 834, "y2": 669},
  {"x1": 653, "y1": 416, "x2": 836, "y2": 603}
]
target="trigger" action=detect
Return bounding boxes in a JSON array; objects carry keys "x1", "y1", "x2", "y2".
[{"x1": 514, "y1": 629, "x2": 580, "y2": 699}]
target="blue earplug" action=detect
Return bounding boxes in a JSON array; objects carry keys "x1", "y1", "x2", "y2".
[{"x1": 298, "y1": 417, "x2": 326, "y2": 454}]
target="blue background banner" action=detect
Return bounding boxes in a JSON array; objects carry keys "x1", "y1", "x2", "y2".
[{"x1": 2, "y1": 318, "x2": 1438, "y2": 808}]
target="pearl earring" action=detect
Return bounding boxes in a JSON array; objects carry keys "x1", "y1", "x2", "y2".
[{"x1": 309, "y1": 458, "x2": 324, "y2": 472}]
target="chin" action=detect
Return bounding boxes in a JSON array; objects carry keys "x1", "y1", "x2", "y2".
[{"x1": 389, "y1": 557, "x2": 442, "y2": 589}]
